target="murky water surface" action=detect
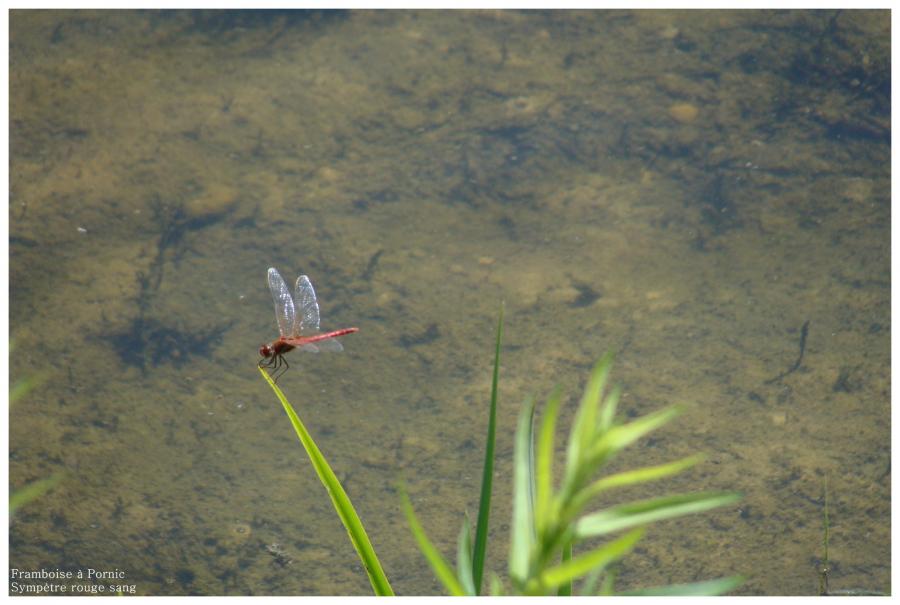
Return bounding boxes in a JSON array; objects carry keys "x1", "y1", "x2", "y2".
[{"x1": 10, "y1": 10, "x2": 889, "y2": 595}]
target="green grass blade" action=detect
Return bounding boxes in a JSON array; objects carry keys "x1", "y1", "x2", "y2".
[
  {"x1": 823, "y1": 478, "x2": 829, "y2": 567},
  {"x1": 590, "y1": 454, "x2": 704, "y2": 492},
  {"x1": 534, "y1": 386, "x2": 562, "y2": 537},
  {"x1": 472, "y1": 305, "x2": 503, "y2": 594},
  {"x1": 509, "y1": 395, "x2": 537, "y2": 586},
  {"x1": 598, "y1": 567, "x2": 618, "y2": 595},
  {"x1": 597, "y1": 383, "x2": 621, "y2": 433},
  {"x1": 401, "y1": 489, "x2": 467, "y2": 596},
  {"x1": 9, "y1": 474, "x2": 63, "y2": 517},
  {"x1": 489, "y1": 573, "x2": 505, "y2": 595},
  {"x1": 529, "y1": 527, "x2": 644, "y2": 594},
  {"x1": 259, "y1": 368, "x2": 393, "y2": 596},
  {"x1": 579, "y1": 564, "x2": 603, "y2": 595},
  {"x1": 588, "y1": 404, "x2": 684, "y2": 463},
  {"x1": 576, "y1": 491, "x2": 741, "y2": 539},
  {"x1": 10, "y1": 373, "x2": 47, "y2": 406},
  {"x1": 819, "y1": 477, "x2": 830, "y2": 595},
  {"x1": 565, "y1": 354, "x2": 613, "y2": 485},
  {"x1": 557, "y1": 540, "x2": 573, "y2": 596},
  {"x1": 621, "y1": 575, "x2": 745, "y2": 595},
  {"x1": 456, "y1": 514, "x2": 476, "y2": 595},
  {"x1": 566, "y1": 455, "x2": 704, "y2": 517}
]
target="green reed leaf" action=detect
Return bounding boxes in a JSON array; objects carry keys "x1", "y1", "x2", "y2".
[
  {"x1": 621, "y1": 575, "x2": 745, "y2": 596},
  {"x1": 535, "y1": 386, "x2": 562, "y2": 537},
  {"x1": 565, "y1": 354, "x2": 613, "y2": 485},
  {"x1": 259, "y1": 368, "x2": 393, "y2": 596},
  {"x1": 401, "y1": 489, "x2": 467, "y2": 596},
  {"x1": 576, "y1": 491, "x2": 741, "y2": 539},
  {"x1": 456, "y1": 514, "x2": 476, "y2": 596},
  {"x1": 597, "y1": 383, "x2": 621, "y2": 433},
  {"x1": 472, "y1": 304, "x2": 503, "y2": 594},
  {"x1": 529, "y1": 527, "x2": 644, "y2": 594},
  {"x1": 510, "y1": 395, "x2": 537, "y2": 585},
  {"x1": 587, "y1": 404, "x2": 684, "y2": 465},
  {"x1": 557, "y1": 540, "x2": 573, "y2": 596},
  {"x1": 566, "y1": 455, "x2": 705, "y2": 518}
]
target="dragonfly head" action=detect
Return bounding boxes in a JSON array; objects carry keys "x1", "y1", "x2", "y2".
[{"x1": 259, "y1": 343, "x2": 274, "y2": 359}]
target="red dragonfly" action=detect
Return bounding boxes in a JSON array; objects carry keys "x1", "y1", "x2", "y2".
[{"x1": 258, "y1": 267, "x2": 358, "y2": 381}]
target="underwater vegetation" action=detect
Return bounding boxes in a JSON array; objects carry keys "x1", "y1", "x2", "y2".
[{"x1": 9, "y1": 346, "x2": 61, "y2": 518}]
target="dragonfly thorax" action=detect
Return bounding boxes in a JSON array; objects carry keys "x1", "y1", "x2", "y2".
[{"x1": 259, "y1": 340, "x2": 295, "y2": 359}]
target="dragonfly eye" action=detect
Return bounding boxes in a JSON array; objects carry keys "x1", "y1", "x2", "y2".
[{"x1": 259, "y1": 344, "x2": 271, "y2": 358}]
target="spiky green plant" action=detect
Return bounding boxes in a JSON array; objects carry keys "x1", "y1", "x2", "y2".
[{"x1": 404, "y1": 317, "x2": 743, "y2": 596}]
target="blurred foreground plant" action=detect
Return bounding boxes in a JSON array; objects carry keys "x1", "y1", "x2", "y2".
[
  {"x1": 9, "y1": 347, "x2": 60, "y2": 519},
  {"x1": 404, "y1": 312, "x2": 742, "y2": 595}
]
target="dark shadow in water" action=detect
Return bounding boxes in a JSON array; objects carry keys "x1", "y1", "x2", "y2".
[{"x1": 105, "y1": 316, "x2": 229, "y2": 371}]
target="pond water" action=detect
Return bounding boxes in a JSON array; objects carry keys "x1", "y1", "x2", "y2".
[{"x1": 9, "y1": 9, "x2": 890, "y2": 596}]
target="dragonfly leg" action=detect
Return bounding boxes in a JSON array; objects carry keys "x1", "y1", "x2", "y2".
[
  {"x1": 259, "y1": 353, "x2": 283, "y2": 382},
  {"x1": 272, "y1": 355, "x2": 290, "y2": 383}
]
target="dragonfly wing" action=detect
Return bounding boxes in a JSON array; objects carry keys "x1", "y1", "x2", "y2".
[
  {"x1": 268, "y1": 268, "x2": 295, "y2": 339},
  {"x1": 294, "y1": 275, "x2": 322, "y2": 335},
  {"x1": 314, "y1": 338, "x2": 344, "y2": 352},
  {"x1": 298, "y1": 343, "x2": 320, "y2": 353}
]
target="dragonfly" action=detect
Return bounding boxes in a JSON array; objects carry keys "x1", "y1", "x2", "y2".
[{"x1": 258, "y1": 267, "x2": 358, "y2": 381}]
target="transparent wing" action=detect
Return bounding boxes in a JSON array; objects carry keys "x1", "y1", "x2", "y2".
[
  {"x1": 314, "y1": 339, "x2": 343, "y2": 352},
  {"x1": 298, "y1": 339, "x2": 343, "y2": 354},
  {"x1": 267, "y1": 268, "x2": 295, "y2": 338},
  {"x1": 294, "y1": 275, "x2": 321, "y2": 336}
]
